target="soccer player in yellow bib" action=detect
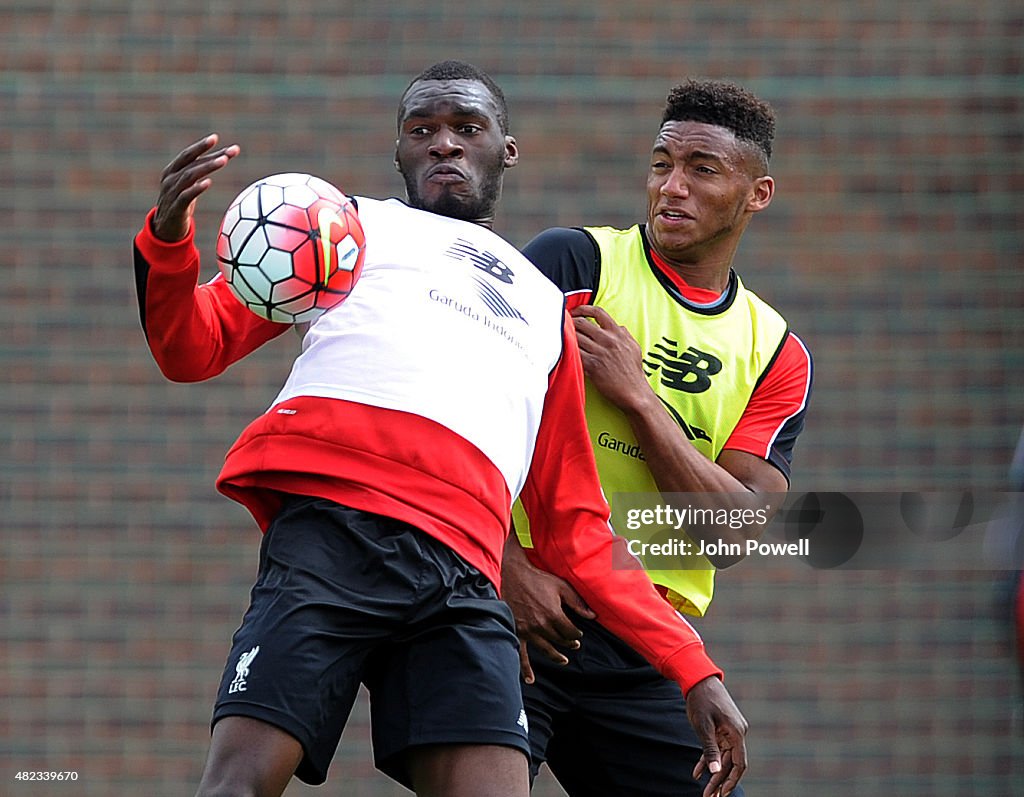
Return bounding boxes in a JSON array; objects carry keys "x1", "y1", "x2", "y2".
[{"x1": 505, "y1": 79, "x2": 813, "y2": 797}]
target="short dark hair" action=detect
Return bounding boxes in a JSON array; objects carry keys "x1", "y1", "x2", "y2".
[
  {"x1": 399, "y1": 60, "x2": 510, "y2": 134},
  {"x1": 662, "y1": 79, "x2": 775, "y2": 168}
]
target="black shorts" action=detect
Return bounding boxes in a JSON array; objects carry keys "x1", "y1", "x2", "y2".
[
  {"x1": 212, "y1": 497, "x2": 528, "y2": 787},
  {"x1": 522, "y1": 613, "x2": 744, "y2": 797}
]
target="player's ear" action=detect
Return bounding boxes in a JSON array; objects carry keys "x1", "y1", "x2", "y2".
[
  {"x1": 503, "y1": 135, "x2": 519, "y2": 169},
  {"x1": 394, "y1": 140, "x2": 402, "y2": 173},
  {"x1": 748, "y1": 175, "x2": 774, "y2": 212}
]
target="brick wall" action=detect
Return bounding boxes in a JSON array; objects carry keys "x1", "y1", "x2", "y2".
[{"x1": 2, "y1": 2, "x2": 1022, "y2": 795}]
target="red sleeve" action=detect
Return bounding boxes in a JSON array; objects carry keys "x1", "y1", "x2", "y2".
[
  {"x1": 132, "y1": 208, "x2": 290, "y2": 382},
  {"x1": 520, "y1": 311, "x2": 723, "y2": 695},
  {"x1": 723, "y1": 332, "x2": 812, "y2": 481}
]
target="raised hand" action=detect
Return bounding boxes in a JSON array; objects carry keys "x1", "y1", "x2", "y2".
[{"x1": 151, "y1": 134, "x2": 240, "y2": 242}]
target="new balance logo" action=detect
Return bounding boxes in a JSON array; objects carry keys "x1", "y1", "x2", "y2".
[
  {"x1": 643, "y1": 339, "x2": 722, "y2": 394},
  {"x1": 445, "y1": 238, "x2": 515, "y2": 284},
  {"x1": 440, "y1": 237, "x2": 527, "y2": 324},
  {"x1": 228, "y1": 646, "x2": 260, "y2": 694}
]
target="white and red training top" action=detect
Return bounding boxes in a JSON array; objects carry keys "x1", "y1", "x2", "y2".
[{"x1": 133, "y1": 197, "x2": 723, "y2": 694}]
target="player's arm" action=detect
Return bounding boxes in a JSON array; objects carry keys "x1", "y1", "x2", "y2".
[
  {"x1": 572, "y1": 306, "x2": 810, "y2": 567},
  {"x1": 502, "y1": 528, "x2": 595, "y2": 682},
  {"x1": 133, "y1": 135, "x2": 289, "y2": 382},
  {"x1": 502, "y1": 227, "x2": 601, "y2": 674},
  {"x1": 520, "y1": 312, "x2": 747, "y2": 794}
]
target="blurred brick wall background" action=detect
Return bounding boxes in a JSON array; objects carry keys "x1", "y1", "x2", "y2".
[{"x1": 2, "y1": 1, "x2": 1022, "y2": 795}]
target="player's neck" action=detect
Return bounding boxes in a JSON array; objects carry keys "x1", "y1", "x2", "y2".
[{"x1": 649, "y1": 247, "x2": 731, "y2": 297}]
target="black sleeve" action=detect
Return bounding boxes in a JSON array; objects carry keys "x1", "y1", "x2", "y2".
[
  {"x1": 521, "y1": 227, "x2": 601, "y2": 296},
  {"x1": 767, "y1": 403, "x2": 809, "y2": 483},
  {"x1": 766, "y1": 338, "x2": 814, "y2": 482}
]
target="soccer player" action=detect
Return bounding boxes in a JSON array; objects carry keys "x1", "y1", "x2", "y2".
[
  {"x1": 504, "y1": 79, "x2": 813, "y2": 797},
  {"x1": 132, "y1": 62, "x2": 748, "y2": 797}
]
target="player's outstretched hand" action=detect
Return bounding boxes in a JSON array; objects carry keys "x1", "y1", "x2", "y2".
[
  {"x1": 152, "y1": 134, "x2": 240, "y2": 243},
  {"x1": 501, "y1": 535, "x2": 596, "y2": 684},
  {"x1": 687, "y1": 675, "x2": 748, "y2": 797}
]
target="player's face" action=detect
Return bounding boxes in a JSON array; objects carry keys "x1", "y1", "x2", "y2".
[
  {"x1": 395, "y1": 79, "x2": 518, "y2": 226},
  {"x1": 646, "y1": 120, "x2": 773, "y2": 267}
]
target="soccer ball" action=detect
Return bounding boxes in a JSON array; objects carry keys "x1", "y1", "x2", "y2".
[{"x1": 216, "y1": 173, "x2": 366, "y2": 324}]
